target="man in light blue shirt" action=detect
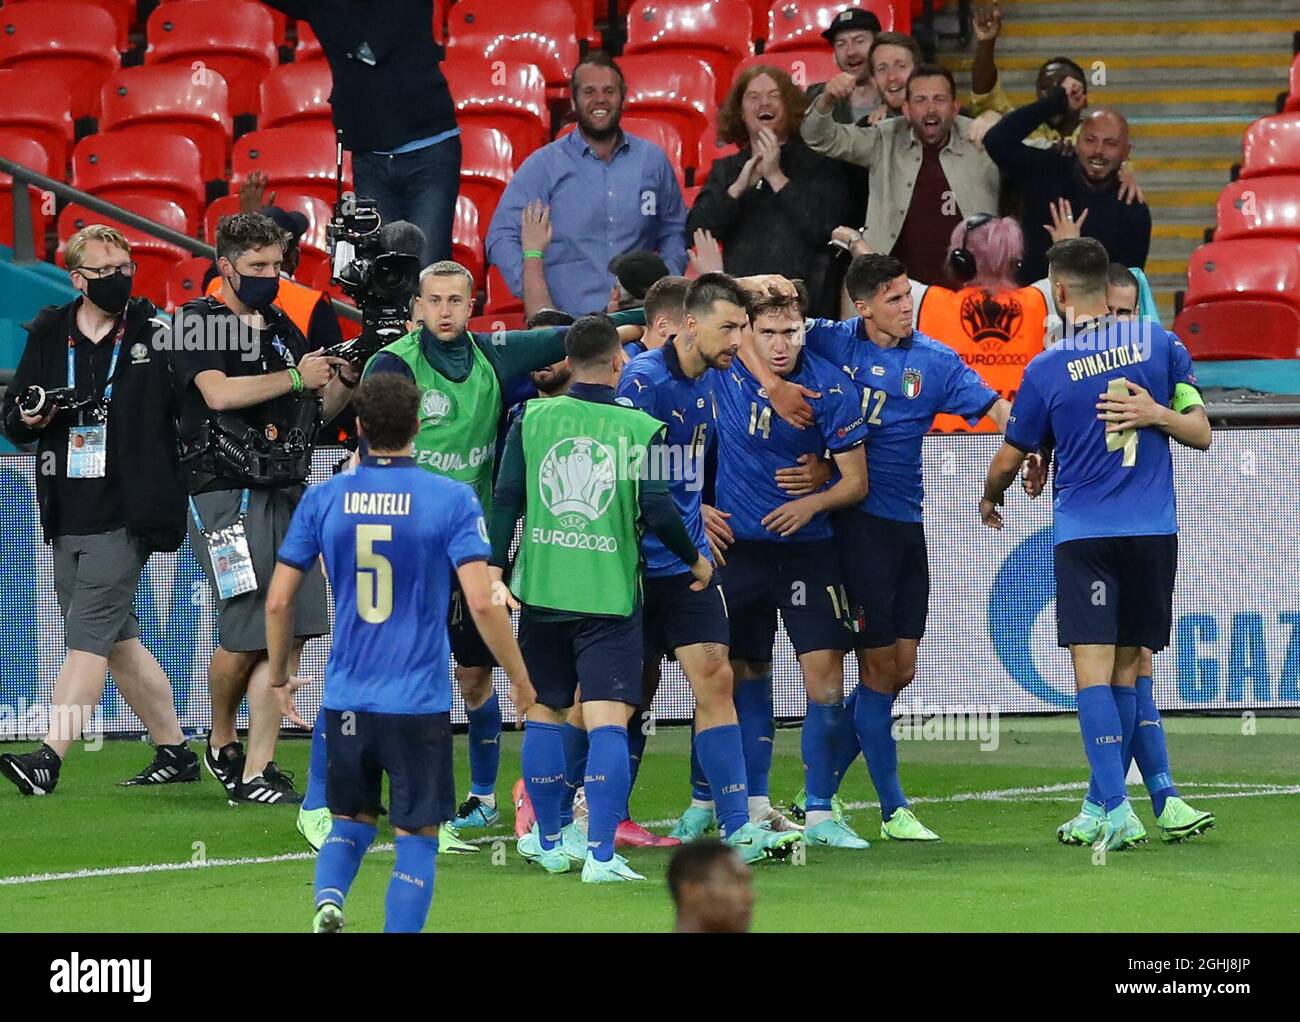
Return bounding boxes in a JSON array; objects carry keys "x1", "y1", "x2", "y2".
[{"x1": 485, "y1": 53, "x2": 688, "y2": 317}]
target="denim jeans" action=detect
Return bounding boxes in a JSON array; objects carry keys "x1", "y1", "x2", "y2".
[{"x1": 352, "y1": 134, "x2": 462, "y2": 266}]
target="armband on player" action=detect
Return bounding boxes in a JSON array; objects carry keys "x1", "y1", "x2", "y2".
[{"x1": 1170, "y1": 382, "x2": 1204, "y2": 414}]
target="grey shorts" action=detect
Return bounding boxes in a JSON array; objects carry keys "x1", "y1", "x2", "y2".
[
  {"x1": 52, "y1": 528, "x2": 149, "y2": 657},
  {"x1": 189, "y1": 486, "x2": 329, "y2": 653}
]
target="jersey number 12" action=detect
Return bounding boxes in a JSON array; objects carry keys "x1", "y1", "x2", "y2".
[{"x1": 356, "y1": 524, "x2": 394, "y2": 623}]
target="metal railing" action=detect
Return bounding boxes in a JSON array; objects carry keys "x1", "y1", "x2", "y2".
[{"x1": 0, "y1": 154, "x2": 361, "y2": 323}]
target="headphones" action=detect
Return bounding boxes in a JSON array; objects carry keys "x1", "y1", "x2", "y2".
[{"x1": 947, "y1": 213, "x2": 997, "y2": 283}]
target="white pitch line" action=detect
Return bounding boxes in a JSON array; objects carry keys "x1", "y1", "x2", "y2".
[{"x1": 4, "y1": 780, "x2": 1298, "y2": 888}]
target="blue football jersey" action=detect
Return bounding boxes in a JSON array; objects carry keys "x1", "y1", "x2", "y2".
[
  {"x1": 1005, "y1": 320, "x2": 1198, "y2": 545},
  {"x1": 277, "y1": 456, "x2": 491, "y2": 715},
  {"x1": 804, "y1": 319, "x2": 999, "y2": 523},
  {"x1": 617, "y1": 340, "x2": 714, "y2": 576},
  {"x1": 714, "y1": 350, "x2": 869, "y2": 543}
]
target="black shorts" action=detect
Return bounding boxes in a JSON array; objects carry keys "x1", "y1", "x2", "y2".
[
  {"x1": 519, "y1": 606, "x2": 644, "y2": 709},
  {"x1": 643, "y1": 571, "x2": 730, "y2": 662},
  {"x1": 719, "y1": 539, "x2": 854, "y2": 663},
  {"x1": 323, "y1": 709, "x2": 455, "y2": 831},
  {"x1": 835, "y1": 509, "x2": 929, "y2": 649},
  {"x1": 448, "y1": 577, "x2": 496, "y2": 670},
  {"x1": 1054, "y1": 534, "x2": 1178, "y2": 650}
]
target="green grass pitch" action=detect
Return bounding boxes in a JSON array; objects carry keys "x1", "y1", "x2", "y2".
[{"x1": 2, "y1": 716, "x2": 1297, "y2": 932}]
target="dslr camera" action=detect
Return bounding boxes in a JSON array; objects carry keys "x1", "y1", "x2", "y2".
[{"x1": 16, "y1": 385, "x2": 102, "y2": 421}]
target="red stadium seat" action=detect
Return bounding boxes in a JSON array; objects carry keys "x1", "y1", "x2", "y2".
[
  {"x1": 765, "y1": 1, "x2": 896, "y2": 53},
  {"x1": 0, "y1": 2, "x2": 119, "y2": 121},
  {"x1": 459, "y1": 127, "x2": 514, "y2": 243},
  {"x1": 566, "y1": 0, "x2": 600, "y2": 47},
  {"x1": 260, "y1": 62, "x2": 333, "y2": 132},
  {"x1": 57, "y1": 196, "x2": 189, "y2": 308},
  {"x1": 624, "y1": 0, "x2": 753, "y2": 104},
  {"x1": 72, "y1": 131, "x2": 205, "y2": 232},
  {"x1": 232, "y1": 126, "x2": 352, "y2": 210},
  {"x1": 443, "y1": 59, "x2": 549, "y2": 168},
  {"x1": 145, "y1": 0, "x2": 278, "y2": 117},
  {"x1": 1284, "y1": 53, "x2": 1300, "y2": 114},
  {"x1": 165, "y1": 254, "x2": 214, "y2": 312},
  {"x1": 1240, "y1": 113, "x2": 1300, "y2": 179},
  {"x1": 0, "y1": 70, "x2": 73, "y2": 173},
  {"x1": 485, "y1": 264, "x2": 523, "y2": 316},
  {"x1": 558, "y1": 117, "x2": 688, "y2": 192},
  {"x1": 0, "y1": 133, "x2": 50, "y2": 258},
  {"x1": 1173, "y1": 301, "x2": 1300, "y2": 361},
  {"x1": 1174, "y1": 239, "x2": 1300, "y2": 360},
  {"x1": 156, "y1": 0, "x2": 289, "y2": 47},
  {"x1": 618, "y1": 53, "x2": 717, "y2": 174},
  {"x1": 295, "y1": 19, "x2": 324, "y2": 63},
  {"x1": 203, "y1": 192, "x2": 331, "y2": 281},
  {"x1": 695, "y1": 118, "x2": 741, "y2": 186},
  {"x1": 99, "y1": 65, "x2": 232, "y2": 183},
  {"x1": 6, "y1": 0, "x2": 136, "y2": 53},
  {"x1": 1214, "y1": 176, "x2": 1300, "y2": 241},
  {"x1": 469, "y1": 311, "x2": 527, "y2": 333},
  {"x1": 452, "y1": 195, "x2": 485, "y2": 287},
  {"x1": 734, "y1": 49, "x2": 839, "y2": 91},
  {"x1": 445, "y1": 0, "x2": 580, "y2": 100}
]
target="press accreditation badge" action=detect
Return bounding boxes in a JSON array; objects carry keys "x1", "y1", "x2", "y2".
[
  {"x1": 207, "y1": 524, "x2": 258, "y2": 600},
  {"x1": 66, "y1": 424, "x2": 107, "y2": 478}
]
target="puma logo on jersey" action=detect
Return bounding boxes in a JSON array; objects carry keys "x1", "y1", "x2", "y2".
[
  {"x1": 671, "y1": 409, "x2": 685, "y2": 423},
  {"x1": 631, "y1": 378, "x2": 647, "y2": 391},
  {"x1": 828, "y1": 385, "x2": 843, "y2": 395},
  {"x1": 842, "y1": 365, "x2": 859, "y2": 380}
]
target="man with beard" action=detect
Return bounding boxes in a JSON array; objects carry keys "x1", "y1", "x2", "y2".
[
  {"x1": 984, "y1": 86, "x2": 1151, "y2": 283},
  {"x1": 486, "y1": 52, "x2": 688, "y2": 317}
]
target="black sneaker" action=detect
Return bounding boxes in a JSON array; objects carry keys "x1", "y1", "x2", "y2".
[
  {"x1": 0, "y1": 743, "x2": 62, "y2": 796},
  {"x1": 230, "y1": 761, "x2": 303, "y2": 805},
  {"x1": 119, "y1": 742, "x2": 201, "y2": 787},
  {"x1": 204, "y1": 733, "x2": 245, "y2": 794}
]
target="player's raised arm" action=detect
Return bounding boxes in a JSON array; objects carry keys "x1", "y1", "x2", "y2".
[{"x1": 1096, "y1": 379, "x2": 1211, "y2": 451}]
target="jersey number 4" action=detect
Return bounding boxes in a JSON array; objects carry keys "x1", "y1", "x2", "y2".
[
  {"x1": 356, "y1": 524, "x2": 394, "y2": 623},
  {"x1": 1104, "y1": 377, "x2": 1138, "y2": 467}
]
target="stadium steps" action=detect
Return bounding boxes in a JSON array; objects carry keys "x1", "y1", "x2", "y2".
[{"x1": 940, "y1": 0, "x2": 1295, "y2": 321}]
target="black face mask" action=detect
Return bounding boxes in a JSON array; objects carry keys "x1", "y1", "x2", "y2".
[
  {"x1": 231, "y1": 271, "x2": 280, "y2": 312},
  {"x1": 84, "y1": 273, "x2": 132, "y2": 316}
]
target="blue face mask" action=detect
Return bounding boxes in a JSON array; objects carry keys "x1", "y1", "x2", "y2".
[{"x1": 229, "y1": 269, "x2": 279, "y2": 311}]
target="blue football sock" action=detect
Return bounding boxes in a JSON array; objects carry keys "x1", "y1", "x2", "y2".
[
  {"x1": 734, "y1": 673, "x2": 774, "y2": 798},
  {"x1": 1077, "y1": 686, "x2": 1127, "y2": 812},
  {"x1": 803, "y1": 700, "x2": 842, "y2": 811},
  {"x1": 625, "y1": 708, "x2": 650, "y2": 819},
  {"x1": 585, "y1": 725, "x2": 630, "y2": 863},
  {"x1": 1132, "y1": 674, "x2": 1178, "y2": 815},
  {"x1": 854, "y1": 685, "x2": 907, "y2": 820},
  {"x1": 383, "y1": 834, "x2": 437, "y2": 934},
  {"x1": 695, "y1": 724, "x2": 747, "y2": 837},
  {"x1": 465, "y1": 692, "x2": 501, "y2": 798},
  {"x1": 833, "y1": 686, "x2": 862, "y2": 782},
  {"x1": 1114, "y1": 684, "x2": 1138, "y2": 779},
  {"x1": 689, "y1": 721, "x2": 711, "y2": 801},
  {"x1": 558, "y1": 722, "x2": 588, "y2": 828},
  {"x1": 521, "y1": 721, "x2": 567, "y2": 850},
  {"x1": 314, "y1": 817, "x2": 375, "y2": 909},
  {"x1": 302, "y1": 712, "x2": 328, "y2": 812}
]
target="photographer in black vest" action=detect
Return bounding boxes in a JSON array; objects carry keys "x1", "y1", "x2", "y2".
[
  {"x1": 0, "y1": 225, "x2": 192, "y2": 797},
  {"x1": 169, "y1": 211, "x2": 358, "y2": 806}
]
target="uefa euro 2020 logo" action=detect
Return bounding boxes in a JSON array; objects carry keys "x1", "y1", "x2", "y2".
[{"x1": 539, "y1": 437, "x2": 616, "y2": 529}]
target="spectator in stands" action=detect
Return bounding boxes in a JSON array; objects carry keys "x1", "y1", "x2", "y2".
[
  {"x1": 263, "y1": 0, "x2": 460, "y2": 266},
  {"x1": 864, "y1": 31, "x2": 923, "y2": 125},
  {"x1": 686, "y1": 66, "x2": 858, "y2": 317},
  {"x1": 669, "y1": 840, "x2": 754, "y2": 934},
  {"x1": 807, "y1": 7, "x2": 884, "y2": 125},
  {"x1": 830, "y1": 214, "x2": 1051, "y2": 432},
  {"x1": 984, "y1": 87, "x2": 1151, "y2": 283},
  {"x1": 803, "y1": 64, "x2": 1000, "y2": 287},
  {"x1": 0, "y1": 225, "x2": 193, "y2": 798},
  {"x1": 486, "y1": 53, "x2": 688, "y2": 318}
]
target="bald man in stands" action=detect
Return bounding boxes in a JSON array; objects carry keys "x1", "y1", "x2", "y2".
[{"x1": 984, "y1": 84, "x2": 1151, "y2": 284}]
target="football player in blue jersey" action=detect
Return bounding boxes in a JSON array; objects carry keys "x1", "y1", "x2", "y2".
[
  {"x1": 266, "y1": 375, "x2": 535, "y2": 932},
  {"x1": 697, "y1": 281, "x2": 876, "y2": 849},
  {"x1": 620, "y1": 272, "x2": 804, "y2": 863},
  {"x1": 982, "y1": 238, "x2": 1213, "y2": 851},
  {"x1": 742, "y1": 256, "x2": 1013, "y2": 842}
]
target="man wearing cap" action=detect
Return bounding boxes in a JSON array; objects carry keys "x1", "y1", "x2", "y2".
[{"x1": 807, "y1": 8, "x2": 884, "y2": 128}]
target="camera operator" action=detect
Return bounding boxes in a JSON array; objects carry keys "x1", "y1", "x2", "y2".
[
  {"x1": 263, "y1": 0, "x2": 460, "y2": 266},
  {"x1": 169, "y1": 211, "x2": 358, "y2": 806},
  {"x1": 0, "y1": 226, "x2": 194, "y2": 797}
]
